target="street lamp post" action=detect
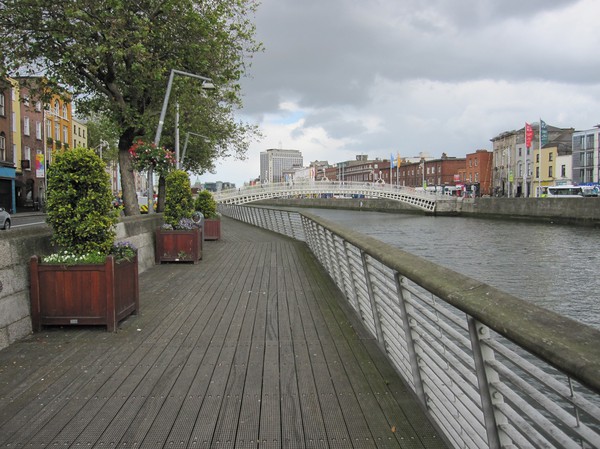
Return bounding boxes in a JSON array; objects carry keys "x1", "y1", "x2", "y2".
[
  {"x1": 180, "y1": 132, "x2": 210, "y2": 167},
  {"x1": 147, "y1": 69, "x2": 214, "y2": 213}
]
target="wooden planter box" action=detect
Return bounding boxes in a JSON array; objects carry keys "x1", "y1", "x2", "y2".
[
  {"x1": 155, "y1": 227, "x2": 202, "y2": 263},
  {"x1": 30, "y1": 255, "x2": 139, "y2": 332},
  {"x1": 203, "y1": 218, "x2": 221, "y2": 240}
]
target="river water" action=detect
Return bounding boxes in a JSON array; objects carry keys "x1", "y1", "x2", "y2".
[{"x1": 298, "y1": 208, "x2": 600, "y2": 330}]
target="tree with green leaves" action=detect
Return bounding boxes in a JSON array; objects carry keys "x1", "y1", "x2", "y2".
[
  {"x1": 85, "y1": 112, "x2": 120, "y2": 165},
  {"x1": 0, "y1": 0, "x2": 262, "y2": 215}
]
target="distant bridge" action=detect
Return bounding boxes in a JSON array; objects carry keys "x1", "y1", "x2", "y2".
[{"x1": 213, "y1": 181, "x2": 443, "y2": 212}]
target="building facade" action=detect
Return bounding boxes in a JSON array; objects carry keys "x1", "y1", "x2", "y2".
[
  {"x1": 571, "y1": 126, "x2": 599, "y2": 185},
  {"x1": 491, "y1": 123, "x2": 574, "y2": 197},
  {"x1": 532, "y1": 129, "x2": 575, "y2": 195},
  {"x1": 465, "y1": 150, "x2": 493, "y2": 196},
  {"x1": 395, "y1": 154, "x2": 466, "y2": 189},
  {"x1": 18, "y1": 82, "x2": 45, "y2": 207},
  {"x1": 0, "y1": 79, "x2": 16, "y2": 212},
  {"x1": 259, "y1": 149, "x2": 303, "y2": 183},
  {"x1": 72, "y1": 117, "x2": 88, "y2": 149}
]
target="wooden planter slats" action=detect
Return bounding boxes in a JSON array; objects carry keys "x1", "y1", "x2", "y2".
[
  {"x1": 155, "y1": 227, "x2": 202, "y2": 263},
  {"x1": 29, "y1": 254, "x2": 139, "y2": 332},
  {"x1": 203, "y1": 218, "x2": 221, "y2": 241}
]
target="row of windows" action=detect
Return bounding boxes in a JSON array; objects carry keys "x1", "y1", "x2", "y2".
[
  {"x1": 0, "y1": 92, "x2": 60, "y2": 117},
  {"x1": 574, "y1": 134, "x2": 595, "y2": 150},
  {"x1": 73, "y1": 124, "x2": 86, "y2": 138},
  {"x1": 534, "y1": 152, "x2": 554, "y2": 162},
  {"x1": 22, "y1": 117, "x2": 44, "y2": 139},
  {"x1": 45, "y1": 120, "x2": 70, "y2": 143},
  {"x1": 530, "y1": 165, "x2": 568, "y2": 178},
  {"x1": 53, "y1": 100, "x2": 68, "y2": 119}
]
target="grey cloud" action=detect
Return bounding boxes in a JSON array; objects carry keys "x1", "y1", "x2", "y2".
[{"x1": 223, "y1": 0, "x2": 600, "y2": 187}]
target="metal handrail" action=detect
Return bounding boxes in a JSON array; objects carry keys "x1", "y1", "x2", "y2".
[{"x1": 220, "y1": 204, "x2": 600, "y2": 449}]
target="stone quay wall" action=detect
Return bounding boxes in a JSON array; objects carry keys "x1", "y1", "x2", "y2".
[
  {"x1": 258, "y1": 197, "x2": 600, "y2": 226},
  {"x1": 0, "y1": 214, "x2": 163, "y2": 350}
]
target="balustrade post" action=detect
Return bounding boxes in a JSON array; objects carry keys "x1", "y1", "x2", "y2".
[
  {"x1": 301, "y1": 216, "x2": 314, "y2": 249},
  {"x1": 394, "y1": 273, "x2": 427, "y2": 405},
  {"x1": 341, "y1": 240, "x2": 361, "y2": 314},
  {"x1": 326, "y1": 232, "x2": 343, "y2": 288},
  {"x1": 309, "y1": 222, "x2": 325, "y2": 266},
  {"x1": 318, "y1": 225, "x2": 328, "y2": 266},
  {"x1": 467, "y1": 317, "x2": 507, "y2": 449},
  {"x1": 360, "y1": 251, "x2": 386, "y2": 348}
]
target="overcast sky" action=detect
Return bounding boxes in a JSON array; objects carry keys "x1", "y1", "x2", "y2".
[{"x1": 198, "y1": 0, "x2": 600, "y2": 186}]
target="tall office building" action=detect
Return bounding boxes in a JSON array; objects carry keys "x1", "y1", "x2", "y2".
[{"x1": 259, "y1": 148, "x2": 303, "y2": 183}]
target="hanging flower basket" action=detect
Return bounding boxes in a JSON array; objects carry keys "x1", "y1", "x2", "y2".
[{"x1": 129, "y1": 139, "x2": 175, "y2": 175}]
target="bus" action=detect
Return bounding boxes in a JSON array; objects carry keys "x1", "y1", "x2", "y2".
[{"x1": 542, "y1": 185, "x2": 598, "y2": 197}]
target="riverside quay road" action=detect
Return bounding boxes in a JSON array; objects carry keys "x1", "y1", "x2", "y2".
[{"x1": 0, "y1": 217, "x2": 447, "y2": 448}]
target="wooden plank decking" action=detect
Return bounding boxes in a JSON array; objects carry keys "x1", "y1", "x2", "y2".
[{"x1": 0, "y1": 217, "x2": 448, "y2": 448}]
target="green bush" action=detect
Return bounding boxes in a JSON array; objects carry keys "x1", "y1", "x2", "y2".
[
  {"x1": 164, "y1": 170, "x2": 194, "y2": 227},
  {"x1": 194, "y1": 190, "x2": 218, "y2": 219},
  {"x1": 46, "y1": 147, "x2": 118, "y2": 255}
]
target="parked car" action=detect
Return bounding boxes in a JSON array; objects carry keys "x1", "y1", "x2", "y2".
[{"x1": 0, "y1": 207, "x2": 11, "y2": 230}]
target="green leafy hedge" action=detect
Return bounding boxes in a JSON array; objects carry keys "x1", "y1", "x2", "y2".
[
  {"x1": 164, "y1": 170, "x2": 194, "y2": 227},
  {"x1": 194, "y1": 190, "x2": 218, "y2": 219},
  {"x1": 46, "y1": 147, "x2": 118, "y2": 255}
]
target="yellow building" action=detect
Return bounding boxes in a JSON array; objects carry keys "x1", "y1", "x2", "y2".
[
  {"x1": 533, "y1": 146, "x2": 555, "y2": 192},
  {"x1": 72, "y1": 117, "x2": 88, "y2": 149},
  {"x1": 533, "y1": 130, "x2": 574, "y2": 196},
  {"x1": 7, "y1": 78, "x2": 22, "y2": 172}
]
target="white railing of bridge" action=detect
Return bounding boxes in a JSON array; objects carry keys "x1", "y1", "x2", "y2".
[
  {"x1": 213, "y1": 181, "x2": 439, "y2": 212},
  {"x1": 220, "y1": 203, "x2": 600, "y2": 449}
]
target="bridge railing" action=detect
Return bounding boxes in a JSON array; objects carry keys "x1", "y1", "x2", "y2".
[
  {"x1": 213, "y1": 181, "x2": 440, "y2": 212},
  {"x1": 220, "y1": 204, "x2": 600, "y2": 449}
]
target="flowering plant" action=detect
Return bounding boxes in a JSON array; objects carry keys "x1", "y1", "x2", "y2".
[
  {"x1": 42, "y1": 242, "x2": 138, "y2": 265},
  {"x1": 43, "y1": 251, "x2": 106, "y2": 265},
  {"x1": 111, "y1": 241, "x2": 137, "y2": 262},
  {"x1": 129, "y1": 139, "x2": 175, "y2": 175},
  {"x1": 177, "y1": 217, "x2": 201, "y2": 230},
  {"x1": 159, "y1": 218, "x2": 201, "y2": 231}
]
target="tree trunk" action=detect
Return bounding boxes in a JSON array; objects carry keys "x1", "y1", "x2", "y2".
[
  {"x1": 119, "y1": 133, "x2": 140, "y2": 216},
  {"x1": 157, "y1": 175, "x2": 166, "y2": 212}
]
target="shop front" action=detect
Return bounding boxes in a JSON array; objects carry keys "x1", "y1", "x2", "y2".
[{"x1": 0, "y1": 162, "x2": 16, "y2": 213}]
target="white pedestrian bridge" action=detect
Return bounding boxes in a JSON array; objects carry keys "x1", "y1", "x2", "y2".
[{"x1": 213, "y1": 181, "x2": 442, "y2": 212}]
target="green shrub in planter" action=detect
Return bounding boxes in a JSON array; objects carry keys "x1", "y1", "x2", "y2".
[
  {"x1": 46, "y1": 147, "x2": 118, "y2": 255},
  {"x1": 194, "y1": 189, "x2": 218, "y2": 219},
  {"x1": 164, "y1": 170, "x2": 194, "y2": 228}
]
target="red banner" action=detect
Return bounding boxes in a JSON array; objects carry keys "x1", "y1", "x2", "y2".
[{"x1": 525, "y1": 122, "x2": 533, "y2": 148}]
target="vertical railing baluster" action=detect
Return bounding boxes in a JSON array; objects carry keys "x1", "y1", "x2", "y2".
[
  {"x1": 394, "y1": 273, "x2": 426, "y2": 405},
  {"x1": 332, "y1": 237, "x2": 349, "y2": 305},
  {"x1": 467, "y1": 317, "x2": 506, "y2": 449},
  {"x1": 328, "y1": 233, "x2": 343, "y2": 289},
  {"x1": 343, "y1": 240, "x2": 362, "y2": 316},
  {"x1": 360, "y1": 250, "x2": 385, "y2": 348}
]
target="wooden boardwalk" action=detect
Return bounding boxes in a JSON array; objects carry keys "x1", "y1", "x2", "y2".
[{"x1": 0, "y1": 217, "x2": 448, "y2": 448}]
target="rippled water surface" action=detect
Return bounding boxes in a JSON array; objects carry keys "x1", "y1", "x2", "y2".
[{"x1": 300, "y1": 209, "x2": 600, "y2": 329}]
